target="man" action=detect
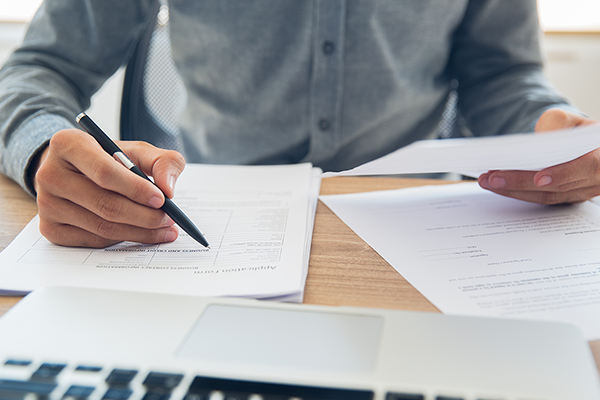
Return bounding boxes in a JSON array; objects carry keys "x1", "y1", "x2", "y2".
[{"x1": 0, "y1": 0, "x2": 597, "y2": 248}]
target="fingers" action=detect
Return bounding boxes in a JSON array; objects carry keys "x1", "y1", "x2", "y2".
[
  {"x1": 478, "y1": 174, "x2": 598, "y2": 204},
  {"x1": 478, "y1": 109, "x2": 600, "y2": 205},
  {"x1": 43, "y1": 131, "x2": 166, "y2": 208},
  {"x1": 38, "y1": 195, "x2": 179, "y2": 248},
  {"x1": 41, "y1": 164, "x2": 174, "y2": 229},
  {"x1": 34, "y1": 128, "x2": 186, "y2": 247},
  {"x1": 479, "y1": 150, "x2": 600, "y2": 204}
]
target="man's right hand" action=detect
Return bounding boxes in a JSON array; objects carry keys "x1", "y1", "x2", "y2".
[{"x1": 33, "y1": 129, "x2": 186, "y2": 248}]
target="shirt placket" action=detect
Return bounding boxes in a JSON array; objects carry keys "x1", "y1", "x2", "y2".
[{"x1": 308, "y1": 0, "x2": 346, "y2": 164}]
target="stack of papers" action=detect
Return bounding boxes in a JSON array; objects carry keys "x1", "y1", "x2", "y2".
[{"x1": 0, "y1": 163, "x2": 321, "y2": 302}]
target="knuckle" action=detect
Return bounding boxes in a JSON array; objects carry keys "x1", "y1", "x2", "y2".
[
  {"x1": 94, "y1": 193, "x2": 125, "y2": 221},
  {"x1": 94, "y1": 218, "x2": 122, "y2": 239},
  {"x1": 131, "y1": 178, "x2": 151, "y2": 201},
  {"x1": 147, "y1": 211, "x2": 168, "y2": 228},
  {"x1": 89, "y1": 236, "x2": 116, "y2": 249},
  {"x1": 90, "y1": 160, "x2": 116, "y2": 188},
  {"x1": 49, "y1": 129, "x2": 83, "y2": 154},
  {"x1": 540, "y1": 191, "x2": 564, "y2": 205},
  {"x1": 35, "y1": 163, "x2": 51, "y2": 185},
  {"x1": 38, "y1": 221, "x2": 60, "y2": 244},
  {"x1": 48, "y1": 130, "x2": 71, "y2": 149},
  {"x1": 35, "y1": 192, "x2": 55, "y2": 212},
  {"x1": 35, "y1": 161, "x2": 60, "y2": 190},
  {"x1": 166, "y1": 150, "x2": 186, "y2": 168},
  {"x1": 554, "y1": 109, "x2": 569, "y2": 124},
  {"x1": 555, "y1": 181, "x2": 578, "y2": 192}
]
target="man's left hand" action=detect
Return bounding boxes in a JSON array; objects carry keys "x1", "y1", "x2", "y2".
[{"x1": 478, "y1": 108, "x2": 600, "y2": 204}]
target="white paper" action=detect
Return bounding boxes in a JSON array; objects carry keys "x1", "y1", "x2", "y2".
[
  {"x1": 0, "y1": 164, "x2": 321, "y2": 302},
  {"x1": 320, "y1": 183, "x2": 600, "y2": 339},
  {"x1": 323, "y1": 123, "x2": 600, "y2": 178}
]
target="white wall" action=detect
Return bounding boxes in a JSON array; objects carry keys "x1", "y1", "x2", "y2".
[{"x1": 542, "y1": 33, "x2": 600, "y2": 120}]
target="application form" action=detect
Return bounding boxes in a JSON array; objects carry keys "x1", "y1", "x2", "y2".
[
  {"x1": 320, "y1": 183, "x2": 600, "y2": 339},
  {"x1": 0, "y1": 164, "x2": 321, "y2": 302}
]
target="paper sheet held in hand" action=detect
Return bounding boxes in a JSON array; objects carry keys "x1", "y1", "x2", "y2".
[{"x1": 323, "y1": 123, "x2": 600, "y2": 177}]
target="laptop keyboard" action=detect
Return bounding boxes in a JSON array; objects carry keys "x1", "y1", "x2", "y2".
[
  {"x1": 0, "y1": 358, "x2": 531, "y2": 400},
  {"x1": 0, "y1": 359, "x2": 378, "y2": 400}
]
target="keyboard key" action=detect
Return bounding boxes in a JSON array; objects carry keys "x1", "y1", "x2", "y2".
[
  {"x1": 0, "y1": 378, "x2": 57, "y2": 395},
  {"x1": 4, "y1": 360, "x2": 32, "y2": 367},
  {"x1": 142, "y1": 393, "x2": 172, "y2": 400},
  {"x1": 31, "y1": 363, "x2": 67, "y2": 381},
  {"x1": 435, "y1": 397, "x2": 465, "y2": 400},
  {"x1": 75, "y1": 365, "x2": 103, "y2": 373},
  {"x1": 386, "y1": 393, "x2": 424, "y2": 400},
  {"x1": 106, "y1": 369, "x2": 138, "y2": 386},
  {"x1": 187, "y1": 376, "x2": 373, "y2": 400},
  {"x1": 143, "y1": 372, "x2": 184, "y2": 391},
  {"x1": 222, "y1": 392, "x2": 254, "y2": 400},
  {"x1": 183, "y1": 393, "x2": 210, "y2": 400},
  {"x1": 103, "y1": 387, "x2": 133, "y2": 400},
  {"x1": 63, "y1": 385, "x2": 96, "y2": 399}
]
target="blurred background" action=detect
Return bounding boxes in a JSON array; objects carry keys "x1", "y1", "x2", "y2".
[{"x1": 0, "y1": 0, "x2": 599, "y2": 138}]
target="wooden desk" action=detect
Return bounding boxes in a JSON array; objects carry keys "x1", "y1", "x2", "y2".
[{"x1": 1, "y1": 172, "x2": 599, "y2": 374}]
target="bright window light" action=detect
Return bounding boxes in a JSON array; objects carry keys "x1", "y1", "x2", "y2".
[
  {"x1": 538, "y1": 0, "x2": 600, "y2": 32},
  {"x1": 0, "y1": 0, "x2": 43, "y2": 22},
  {"x1": 1, "y1": 0, "x2": 599, "y2": 32}
]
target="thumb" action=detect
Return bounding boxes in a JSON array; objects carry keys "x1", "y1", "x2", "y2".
[
  {"x1": 535, "y1": 108, "x2": 597, "y2": 133},
  {"x1": 120, "y1": 141, "x2": 186, "y2": 199},
  {"x1": 151, "y1": 150, "x2": 186, "y2": 199}
]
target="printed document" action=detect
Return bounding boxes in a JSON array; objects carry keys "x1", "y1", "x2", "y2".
[
  {"x1": 320, "y1": 183, "x2": 600, "y2": 339},
  {"x1": 0, "y1": 164, "x2": 321, "y2": 302}
]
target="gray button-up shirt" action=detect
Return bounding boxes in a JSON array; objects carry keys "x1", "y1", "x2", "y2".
[{"x1": 0, "y1": 0, "x2": 575, "y2": 195}]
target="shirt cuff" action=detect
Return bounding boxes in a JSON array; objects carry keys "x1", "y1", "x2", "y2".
[{"x1": 2, "y1": 114, "x2": 77, "y2": 197}]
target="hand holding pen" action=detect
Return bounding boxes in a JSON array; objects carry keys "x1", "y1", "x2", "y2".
[
  {"x1": 31, "y1": 114, "x2": 204, "y2": 248},
  {"x1": 77, "y1": 113, "x2": 209, "y2": 248}
]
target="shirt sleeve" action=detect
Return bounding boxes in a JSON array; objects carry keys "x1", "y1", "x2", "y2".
[
  {"x1": 449, "y1": 0, "x2": 581, "y2": 138},
  {"x1": 0, "y1": 0, "x2": 156, "y2": 196}
]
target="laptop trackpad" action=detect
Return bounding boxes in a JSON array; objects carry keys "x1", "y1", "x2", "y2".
[{"x1": 177, "y1": 305, "x2": 383, "y2": 373}]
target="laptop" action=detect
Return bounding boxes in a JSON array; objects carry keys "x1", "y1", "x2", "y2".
[{"x1": 0, "y1": 286, "x2": 598, "y2": 400}]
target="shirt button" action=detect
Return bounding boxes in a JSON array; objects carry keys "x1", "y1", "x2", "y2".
[
  {"x1": 322, "y1": 40, "x2": 335, "y2": 55},
  {"x1": 318, "y1": 118, "x2": 331, "y2": 131}
]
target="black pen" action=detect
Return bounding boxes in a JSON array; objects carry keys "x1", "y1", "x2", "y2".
[{"x1": 76, "y1": 112, "x2": 210, "y2": 248}]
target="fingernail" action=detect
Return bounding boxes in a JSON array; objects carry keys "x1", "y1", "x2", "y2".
[
  {"x1": 148, "y1": 195, "x2": 163, "y2": 208},
  {"x1": 490, "y1": 176, "x2": 506, "y2": 189},
  {"x1": 164, "y1": 228, "x2": 177, "y2": 242},
  {"x1": 168, "y1": 175, "x2": 176, "y2": 192},
  {"x1": 536, "y1": 175, "x2": 552, "y2": 187}
]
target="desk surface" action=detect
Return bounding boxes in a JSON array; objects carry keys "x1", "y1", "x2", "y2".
[{"x1": 1, "y1": 172, "x2": 598, "y2": 374}]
